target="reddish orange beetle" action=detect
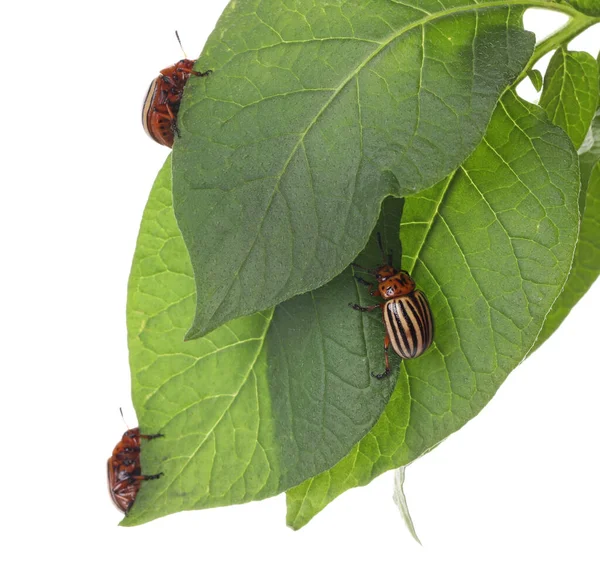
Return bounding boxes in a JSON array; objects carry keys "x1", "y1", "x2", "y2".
[
  {"x1": 142, "y1": 32, "x2": 211, "y2": 147},
  {"x1": 107, "y1": 427, "x2": 163, "y2": 514},
  {"x1": 350, "y1": 234, "x2": 434, "y2": 379}
]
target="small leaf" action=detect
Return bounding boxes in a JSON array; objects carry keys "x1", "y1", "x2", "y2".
[
  {"x1": 527, "y1": 69, "x2": 544, "y2": 92},
  {"x1": 286, "y1": 92, "x2": 579, "y2": 530},
  {"x1": 561, "y1": 0, "x2": 600, "y2": 16},
  {"x1": 539, "y1": 47, "x2": 599, "y2": 148},
  {"x1": 579, "y1": 110, "x2": 600, "y2": 191},
  {"x1": 174, "y1": 0, "x2": 534, "y2": 338},
  {"x1": 393, "y1": 467, "x2": 422, "y2": 546},
  {"x1": 122, "y1": 158, "x2": 405, "y2": 526}
]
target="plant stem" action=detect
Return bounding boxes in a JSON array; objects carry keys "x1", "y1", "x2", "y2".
[{"x1": 516, "y1": 12, "x2": 600, "y2": 83}]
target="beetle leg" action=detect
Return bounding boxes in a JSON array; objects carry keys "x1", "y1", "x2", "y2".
[
  {"x1": 354, "y1": 276, "x2": 381, "y2": 297},
  {"x1": 372, "y1": 334, "x2": 391, "y2": 379},
  {"x1": 112, "y1": 478, "x2": 134, "y2": 493},
  {"x1": 354, "y1": 276, "x2": 372, "y2": 287},
  {"x1": 130, "y1": 472, "x2": 164, "y2": 482},
  {"x1": 152, "y1": 110, "x2": 167, "y2": 119},
  {"x1": 165, "y1": 103, "x2": 181, "y2": 138},
  {"x1": 177, "y1": 66, "x2": 213, "y2": 77},
  {"x1": 348, "y1": 302, "x2": 380, "y2": 312},
  {"x1": 139, "y1": 433, "x2": 164, "y2": 441}
]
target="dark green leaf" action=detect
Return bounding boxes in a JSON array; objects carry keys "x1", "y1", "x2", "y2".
[
  {"x1": 122, "y1": 158, "x2": 404, "y2": 526},
  {"x1": 174, "y1": 0, "x2": 534, "y2": 338},
  {"x1": 266, "y1": 198, "x2": 404, "y2": 486},
  {"x1": 535, "y1": 115, "x2": 600, "y2": 347},
  {"x1": 539, "y1": 47, "x2": 599, "y2": 148},
  {"x1": 286, "y1": 92, "x2": 579, "y2": 530}
]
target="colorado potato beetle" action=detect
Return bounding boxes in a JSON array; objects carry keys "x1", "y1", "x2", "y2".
[
  {"x1": 350, "y1": 235, "x2": 434, "y2": 379},
  {"x1": 108, "y1": 427, "x2": 163, "y2": 515},
  {"x1": 142, "y1": 32, "x2": 211, "y2": 147}
]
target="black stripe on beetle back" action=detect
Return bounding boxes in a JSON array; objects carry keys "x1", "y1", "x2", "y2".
[
  {"x1": 404, "y1": 294, "x2": 427, "y2": 350},
  {"x1": 384, "y1": 291, "x2": 433, "y2": 359},
  {"x1": 398, "y1": 298, "x2": 420, "y2": 357},
  {"x1": 412, "y1": 290, "x2": 433, "y2": 348},
  {"x1": 384, "y1": 300, "x2": 415, "y2": 358}
]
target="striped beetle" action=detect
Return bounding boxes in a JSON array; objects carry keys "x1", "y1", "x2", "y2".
[
  {"x1": 350, "y1": 235, "x2": 434, "y2": 379},
  {"x1": 142, "y1": 32, "x2": 211, "y2": 147}
]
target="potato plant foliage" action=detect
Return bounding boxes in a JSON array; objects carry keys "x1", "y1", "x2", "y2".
[{"x1": 122, "y1": 0, "x2": 600, "y2": 527}]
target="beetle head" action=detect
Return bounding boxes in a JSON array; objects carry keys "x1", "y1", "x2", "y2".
[
  {"x1": 378, "y1": 270, "x2": 415, "y2": 299},
  {"x1": 374, "y1": 264, "x2": 396, "y2": 282}
]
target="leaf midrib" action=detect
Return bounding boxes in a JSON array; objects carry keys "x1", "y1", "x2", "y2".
[{"x1": 133, "y1": 311, "x2": 274, "y2": 520}]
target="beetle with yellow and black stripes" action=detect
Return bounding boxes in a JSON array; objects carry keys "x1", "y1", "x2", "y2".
[{"x1": 350, "y1": 235, "x2": 434, "y2": 379}]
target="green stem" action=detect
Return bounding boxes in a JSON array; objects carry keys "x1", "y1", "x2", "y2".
[{"x1": 516, "y1": 12, "x2": 600, "y2": 84}]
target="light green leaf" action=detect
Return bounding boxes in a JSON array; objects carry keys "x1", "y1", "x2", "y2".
[
  {"x1": 539, "y1": 46, "x2": 599, "y2": 148},
  {"x1": 286, "y1": 92, "x2": 579, "y2": 530},
  {"x1": 562, "y1": 0, "x2": 600, "y2": 16},
  {"x1": 122, "y1": 158, "x2": 404, "y2": 526},
  {"x1": 527, "y1": 68, "x2": 544, "y2": 92},
  {"x1": 393, "y1": 467, "x2": 422, "y2": 546},
  {"x1": 579, "y1": 110, "x2": 600, "y2": 190},
  {"x1": 174, "y1": 0, "x2": 534, "y2": 338},
  {"x1": 122, "y1": 158, "x2": 277, "y2": 525}
]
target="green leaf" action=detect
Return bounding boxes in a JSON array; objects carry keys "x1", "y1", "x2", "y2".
[
  {"x1": 579, "y1": 110, "x2": 600, "y2": 191},
  {"x1": 539, "y1": 46, "x2": 599, "y2": 148},
  {"x1": 527, "y1": 68, "x2": 544, "y2": 92},
  {"x1": 562, "y1": 0, "x2": 600, "y2": 16},
  {"x1": 535, "y1": 117, "x2": 600, "y2": 347},
  {"x1": 286, "y1": 92, "x2": 579, "y2": 530},
  {"x1": 122, "y1": 158, "x2": 405, "y2": 526},
  {"x1": 174, "y1": 0, "x2": 534, "y2": 338}
]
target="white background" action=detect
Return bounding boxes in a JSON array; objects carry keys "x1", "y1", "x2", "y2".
[{"x1": 2, "y1": 2, "x2": 599, "y2": 584}]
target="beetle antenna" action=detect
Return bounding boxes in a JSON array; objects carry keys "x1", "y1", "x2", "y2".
[
  {"x1": 376, "y1": 231, "x2": 395, "y2": 267},
  {"x1": 376, "y1": 232, "x2": 388, "y2": 264},
  {"x1": 175, "y1": 30, "x2": 187, "y2": 59},
  {"x1": 119, "y1": 407, "x2": 130, "y2": 430},
  {"x1": 376, "y1": 232, "x2": 384, "y2": 259}
]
